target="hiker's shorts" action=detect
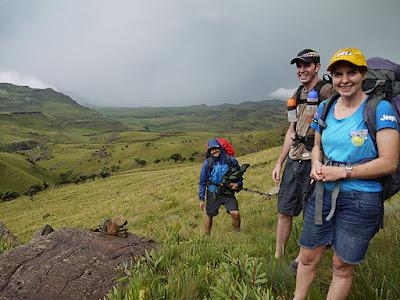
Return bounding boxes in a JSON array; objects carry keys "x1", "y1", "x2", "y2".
[
  {"x1": 300, "y1": 190, "x2": 383, "y2": 265},
  {"x1": 277, "y1": 158, "x2": 312, "y2": 216},
  {"x1": 206, "y1": 191, "x2": 238, "y2": 217}
]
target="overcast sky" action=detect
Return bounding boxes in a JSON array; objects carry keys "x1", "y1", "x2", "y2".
[{"x1": 0, "y1": 0, "x2": 399, "y2": 107}]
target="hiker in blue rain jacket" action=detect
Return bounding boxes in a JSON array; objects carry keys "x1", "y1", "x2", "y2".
[{"x1": 199, "y1": 138, "x2": 242, "y2": 235}]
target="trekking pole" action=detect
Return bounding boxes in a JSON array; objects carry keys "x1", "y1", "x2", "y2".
[{"x1": 241, "y1": 187, "x2": 272, "y2": 198}]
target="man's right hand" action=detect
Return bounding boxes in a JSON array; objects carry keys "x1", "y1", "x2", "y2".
[
  {"x1": 272, "y1": 164, "x2": 282, "y2": 183},
  {"x1": 199, "y1": 201, "x2": 205, "y2": 211}
]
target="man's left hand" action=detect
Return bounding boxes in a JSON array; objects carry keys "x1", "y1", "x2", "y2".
[{"x1": 229, "y1": 183, "x2": 239, "y2": 190}]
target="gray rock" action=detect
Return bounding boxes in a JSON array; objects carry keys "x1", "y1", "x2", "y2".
[
  {"x1": 0, "y1": 228, "x2": 158, "y2": 300},
  {"x1": 31, "y1": 224, "x2": 55, "y2": 241}
]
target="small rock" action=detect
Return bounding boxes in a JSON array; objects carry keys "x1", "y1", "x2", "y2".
[{"x1": 31, "y1": 224, "x2": 55, "y2": 240}]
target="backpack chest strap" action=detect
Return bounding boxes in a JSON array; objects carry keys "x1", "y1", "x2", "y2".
[{"x1": 314, "y1": 157, "x2": 369, "y2": 225}]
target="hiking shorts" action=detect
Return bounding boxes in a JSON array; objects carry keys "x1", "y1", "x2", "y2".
[
  {"x1": 206, "y1": 191, "x2": 238, "y2": 217},
  {"x1": 300, "y1": 190, "x2": 383, "y2": 265},
  {"x1": 277, "y1": 158, "x2": 312, "y2": 216}
]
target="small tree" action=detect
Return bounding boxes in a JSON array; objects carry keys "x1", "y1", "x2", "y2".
[{"x1": 137, "y1": 160, "x2": 147, "y2": 168}]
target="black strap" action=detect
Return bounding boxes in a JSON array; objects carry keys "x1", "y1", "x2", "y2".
[{"x1": 295, "y1": 77, "x2": 332, "y2": 104}]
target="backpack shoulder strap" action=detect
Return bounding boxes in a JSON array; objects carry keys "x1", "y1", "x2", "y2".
[
  {"x1": 363, "y1": 94, "x2": 387, "y2": 149},
  {"x1": 295, "y1": 85, "x2": 305, "y2": 104},
  {"x1": 318, "y1": 93, "x2": 340, "y2": 133},
  {"x1": 314, "y1": 75, "x2": 332, "y2": 102}
]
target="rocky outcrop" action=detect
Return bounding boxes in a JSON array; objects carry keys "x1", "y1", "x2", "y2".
[{"x1": 0, "y1": 228, "x2": 158, "y2": 300}]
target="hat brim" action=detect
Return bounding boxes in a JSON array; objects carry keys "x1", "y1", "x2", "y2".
[
  {"x1": 326, "y1": 59, "x2": 367, "y2": 72},
  {"x1": 290, "y1": 57, "x2": 317, "y2": 65}
]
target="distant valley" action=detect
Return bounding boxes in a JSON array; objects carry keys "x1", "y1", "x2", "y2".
[{"x1": 0, "y1": 83, "x2": 287, "y2": 196}]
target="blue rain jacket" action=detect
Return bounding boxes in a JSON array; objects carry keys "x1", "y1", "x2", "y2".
[{"x1": 198, "y1": 139, "x2": 242, "y2": 200}]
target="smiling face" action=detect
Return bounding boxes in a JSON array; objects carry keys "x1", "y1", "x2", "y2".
[
  {"x1": 209, "y1": 147, "x2": 221, "y2": 158},
  {"x1": 296, "y1": 61, "x2": 320, "y2": 85},
  {"x1": 331, "y1": 61, "x2": 366, "y2": 99}
]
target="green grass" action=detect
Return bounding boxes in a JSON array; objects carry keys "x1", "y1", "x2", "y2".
[
  {"x1": 0, "y1": 126, "x2": 286, "y2": 193},
  {"x1": 1, "y1": 147, "x2": 399, "y2": 299},
  {"x1": 0, "y1": 152, "x2": 54, "y2": 192}
]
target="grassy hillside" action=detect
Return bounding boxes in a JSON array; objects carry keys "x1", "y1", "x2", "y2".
[
  {"x1": 0, "y1": 83, "x2": 127, "y2": 134},
  {"x1": 94, "y1": 100, "x2": 286, "y2": 132},
  {"x1": 0, "y1": 83, "x2": 288, "y2": 194},
  {"x1": 1, "y1": 121, "x2": 287, "y2": 194},
  {"x1": 0, "y1": 152, "x2": 54, "y2": 193},
  {"x1": 1, "y1": 147, "x2": 399, "y2": 299}
]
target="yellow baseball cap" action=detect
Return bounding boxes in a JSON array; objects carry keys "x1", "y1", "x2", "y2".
[{"x1": 327, "y1": 48, "x2": 367, "y2": 71}]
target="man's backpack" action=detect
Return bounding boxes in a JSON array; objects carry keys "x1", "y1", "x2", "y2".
[
  {"x1": 319, "y1": 57, "x2": 400, "y2": 200},
  {"x1": 294, "y1": 74, "x2": 332, "y2": 104}
]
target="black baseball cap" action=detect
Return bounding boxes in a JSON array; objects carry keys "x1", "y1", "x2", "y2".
[{"x1": 290, "y1": 49, "x2": 320, "y2": 65}]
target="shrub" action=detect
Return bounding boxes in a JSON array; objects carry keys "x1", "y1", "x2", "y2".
[
  {"x1": 58, "y1": 170, "x2": 74, "y2": 184},
  {"x1": 0, "y1": 191, "x2": 20, "y2": 201},
  {"x1": 170, "y1": 153, "x2": 183, "y2": 162},
  {"x1": 23, "y1": 184, "x2": 44, "y2": 197},
  {"x1": 73, "y1": 174, "x2": 89, "y2": 184},
  {"x1": 99, "y1": 167, "x2": 111, "y2": 178},
  {"x1": 137, "y1": 160, "x2": 147, "y2": 168}
]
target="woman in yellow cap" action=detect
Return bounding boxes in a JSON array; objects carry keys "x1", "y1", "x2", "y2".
[{"x1": 294, "y1": 48, "x2": 399, "y2": 299}]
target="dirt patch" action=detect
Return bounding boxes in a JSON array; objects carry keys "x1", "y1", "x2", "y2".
[{"x1": 0, "y1": 228, "x2": 158, "y2": 300}]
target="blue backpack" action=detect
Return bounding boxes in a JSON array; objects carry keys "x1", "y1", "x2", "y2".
[{"x1": 319, "y1": 57, "x2": 400, "y2": 200}]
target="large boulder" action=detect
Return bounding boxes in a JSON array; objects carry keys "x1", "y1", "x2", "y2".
[{"x1": 0, "y1": 228, "x2": 158, "y2": 300}]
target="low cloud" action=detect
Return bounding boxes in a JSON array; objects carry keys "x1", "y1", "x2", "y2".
[
  {"x1": 268, "y1": 88, "x2": 295, "y2": 100},
  {"x1": 0, "y1": 70, "x2": 57, "y2": 90}
]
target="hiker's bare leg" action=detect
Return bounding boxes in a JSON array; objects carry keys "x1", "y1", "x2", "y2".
[
  {"x1": 275, "y1": 213, "x2": 293, "y2": 258},
  {"x1": 294, "y1": 245, "x2": 326, "y2": 300},
  {"x1": 326, "y1": 254, "x2": 354, "y2": 300},
  {"x1": 204, "y1": 215, "x2": 213, "y2": 235},
  {"x1": 230, "y1": 210, "x2": 240, "y2": 232}
]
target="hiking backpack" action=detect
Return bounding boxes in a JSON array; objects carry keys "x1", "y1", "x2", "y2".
[
  {"x1": 319, "y1": 57, "x2": 400, "y2": 200},
  {"x1": 205, "y1": 137, "x2": 236, "y2": 157},
  {"x1": 215, "y1": 138, "x2": 236, "y2": 156},
  {"x1": 294, "y1": 74, "x2": 332, "y2": 104}
]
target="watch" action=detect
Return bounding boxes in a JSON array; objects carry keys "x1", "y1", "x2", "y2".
[{"x1": 345, "y1": 164, "x2": 352, "y2": 179}]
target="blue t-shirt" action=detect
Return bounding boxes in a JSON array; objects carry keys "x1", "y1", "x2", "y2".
[{"x1": 311, "y1": 98, "x2": 399, "y2": 192}]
